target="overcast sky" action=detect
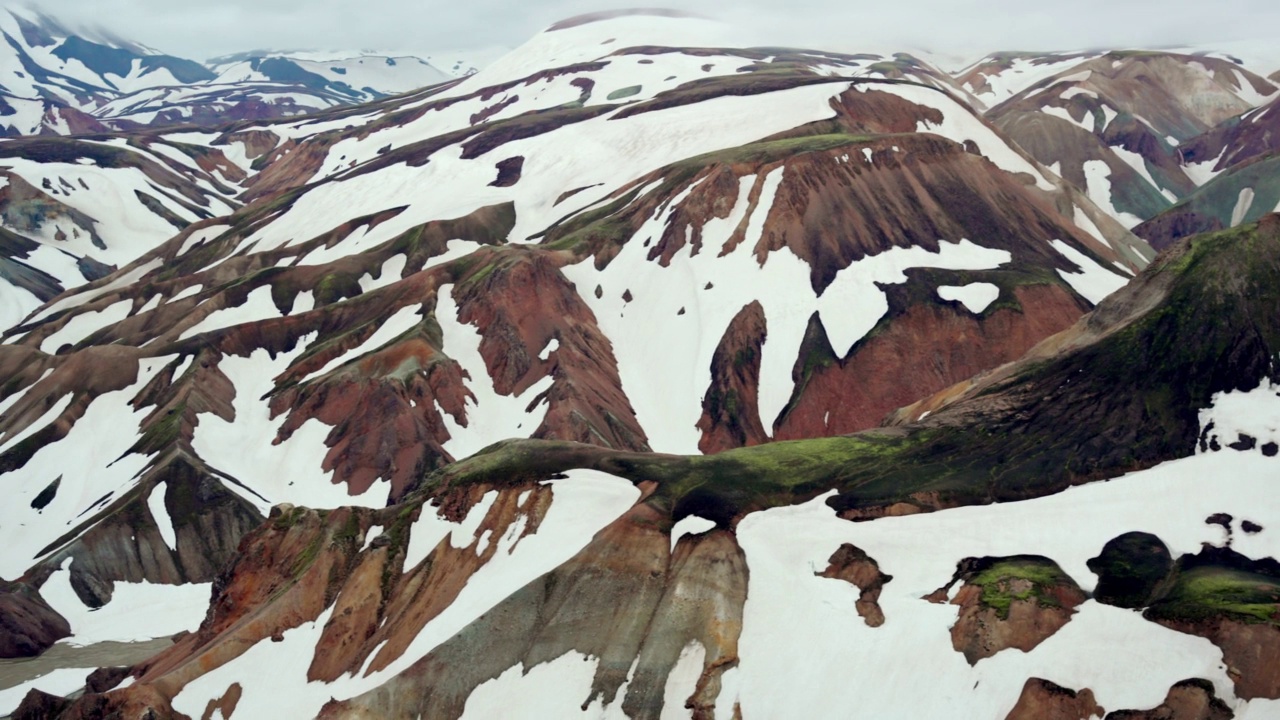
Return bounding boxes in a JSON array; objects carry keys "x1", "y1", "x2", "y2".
[{"x1": 31, "y1": 0, "x2": 1280, "y2": 65}]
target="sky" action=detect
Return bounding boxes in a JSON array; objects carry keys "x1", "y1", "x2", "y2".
[{"x1": 31, "y1": 0, "x2": 1280, "y2": 67}]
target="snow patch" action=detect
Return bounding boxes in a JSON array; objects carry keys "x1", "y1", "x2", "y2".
[{"x1": 937, "y1": 283, "x2": 1000, "y2": 313}]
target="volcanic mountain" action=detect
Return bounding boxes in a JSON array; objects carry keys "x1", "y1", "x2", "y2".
[{"x1": 0, "y1": 8, "x2": 1276, "y2": 720}]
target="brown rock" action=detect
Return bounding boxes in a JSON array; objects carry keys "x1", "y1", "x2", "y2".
[
  {"x1": 815, "y1": 543, "x2": 893, "y2": 627},
  {"x1": 85, "y1": 666, "x2": 132, "y2": 694},
  {"x1": 0, "y1": 580, "x2": 71, "y2": 658},
  {"x1": 1005, "y1": 678, "x2": 1105, "y2": 720},
  {"x1": 943, "y1": 556, "x2": 1086, "y2": 664},
  {"x1": 698, "y1": 301, "x2": 769, "y2": 454}
]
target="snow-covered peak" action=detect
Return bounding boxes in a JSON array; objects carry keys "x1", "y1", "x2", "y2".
[{"x1": 448, "y1": 10, "x2": 747, "y2": 96}]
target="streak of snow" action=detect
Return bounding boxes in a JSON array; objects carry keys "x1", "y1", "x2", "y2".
[
  {"x1": 147, "y1": 484, "x2": 177, "y2": 551},
  {"x1": 1082, "y1": 160, "x2": 1143, "y2": 228},
  {"x1": 300, "y1": 304, "x2": 423, "y2": 383},
  {"x1": 39, "y1": 300, "x2": 131, "y2": 353},
  {"x1": 437, "y1": 284, "x2": 554, "y2": 459},
  {"x1": 178, "y1": 286, "x2": 281, "y2": 340},
  {"x1": 1049, "y1": 239, "x2": 1130, "y2": 304}
]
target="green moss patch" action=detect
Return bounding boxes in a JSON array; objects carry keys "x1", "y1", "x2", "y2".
[
  {"x1": 1146, "y1": 566, "x2": 1280, "y2": 626},
  {"x1": 966, "y1": 557, "x2": 1078, "y2": 619}
]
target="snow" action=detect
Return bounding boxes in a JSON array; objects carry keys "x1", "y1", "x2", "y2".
[
  {"x1": 1040, "y1": 104, "x2": 1089, "y2": 131},
  {"x1": 191, "y1": 337, "x2": 392, "y2": 511},
  {"x1": 28, "y1": 259, "x2": 161, "y2": 325},
  {"x1": 964, "y1": 54, "x2": 1099, "y2": 106},
  {"x1": 290, "y1": 291, "x2": 316, "y2": 315},
  {"x1": 437, "y1": 284, "x2": 554, "y2": 460},
  {"x1": 1199, "y1": 381, "x2": 1280, "y2": 451},
  {"x1": 169, "y1": 470, "x2": 641, "y2": 720},
  {"x1": 440, "y1": 14, "x2": 745, "y2": 101},
  {"x1": 538, "y1": 338, "x2": 560, "y2": 361},
  {"x1": 242, "y1": 80, "x2": 851, "y2": 261},
  {"x1": 563, "y1": 170, "x2": 1011, "y2": 454},
  {"x1": 300, "y1": 303, "x2": 423, "y2": 383},
  {"x1": 361, "y1": 525, "x2": 384, "y2": 553},
  {"x1": 178, "y1": 286, "x2": 282, "y2": 340},
  {"x1": 0, "y1": 282, "x2": 42, "y2": 332},
  {"x1": 41, "y1": 560, "x2": 211, "y2": 646},
  {"x1": 147, "y1": 484, "x2": 177, "y2": 551},
  {"x1": 39, "y1": 299, "x2": 131, "y2": 353},
  {"x1": 1098, "y1": 104, "x2": 1117, "y2": 133},
  {"x1": 1060, "y1": 87, "x2": 1098, "y2": 101},
  {"x1": 1049, "y1": 239, "x2": 1131, "y2": 304},
  {"x1": 937, "y1": 283, "x2": 1000, "y2": 313},
  {"x1": 894, "y1": 83, "x2": 1056, "y2": 191},
  {"x1": 0, "y1": 668, "x2": 94, "y2": 717},
  {"x1": 0, "y1": 156, "x2": 199, "y2": 265},
  {"x1": 0, "y1": 394, "x2": 73, "y2": 455},
  {"x1": 661, "y1": 642, "x2": 707, "y2": 720},
  {"x1": 727, "y1": 437, "x2": 1280, "y2": 719},
  {"x1": 1112, "y1": 147, "x2": 1178, "y2": 203},
  {"x1": 1183, "y1": 149, "x2": 1227, "y2": 186},
  {"x1": 1071, "y1": 204, "x2": 1108, "y2": 244},
  {"x1": 357, "y1": 254, "x2": 407, "y2": 293},
  {"x1": 1082, "y1": 160, "x2": 1143, "y2": 228},
  {"x1": 461, "y1": 651, "x2": 630, "y2": 720},
  {"x1": 670, "y1": 515, "x2": 717, "y2": 552},
  {"x1": 0, "y1": 356, "x2": 170, "y2": 578},
  {"x1": 24, "y1": 245, "x2": 88, "y2": 290},
  {"x1": 1231, "y1": 187, "x2": 1256, "y2": 227}
]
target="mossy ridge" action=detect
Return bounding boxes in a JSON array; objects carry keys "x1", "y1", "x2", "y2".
[
  {"x1": 413, "y1": 218, "x2": 1280, "y2": 521},
  {"x1": 1146, "y1": 566, "x2": 1280, "y2": 626}
]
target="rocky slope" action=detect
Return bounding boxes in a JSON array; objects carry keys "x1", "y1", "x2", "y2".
[
  {"x1": 0, "y1": 12, "x2": 1158, "y2": 651},
  {"x1": 17, "y1": 212, "x2": 1280, "y2": 719},
  {"x1": 0, "y1": 8, "x2": 1278, "y2": 719}
]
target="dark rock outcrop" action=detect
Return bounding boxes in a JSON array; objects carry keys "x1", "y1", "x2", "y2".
[
  {"x1": 815, "y1": 543, "x2": 892, "y2": 627},
  {"x1": 1088, "y1": 532, "x2": 1174, "y2": 609},
  {"x1": 0, "y1": 579, "x2": 70, "y2": 658}
]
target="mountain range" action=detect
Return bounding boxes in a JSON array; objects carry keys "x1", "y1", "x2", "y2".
[
  {"x1": 0, "y1": 7, "x2": 477, "y2": 137},
  {"x1": 0, "y1": 7, "x2": 1278, "y2": 720}
]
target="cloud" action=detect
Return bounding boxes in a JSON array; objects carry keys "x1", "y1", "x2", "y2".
[{"x1": 27, "y1": 0, "x2": 1280, "y2": 65}]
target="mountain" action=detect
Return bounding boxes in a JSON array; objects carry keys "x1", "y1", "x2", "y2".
[
  {"x1": 206, "y1": 51, "x2": 452, "y2": 102},
  {"x1": 1133, "y1": 94, "x2": 1280, "y2": 249},
  {"x1": 0, "y1": 7, "x2": 460, "y2": 136},
  {"x1": 12, "y1": 211, "x2": 1280, "y2": 719},
  {"x1": 986, "y1": 51, "x2": 1278, "y2": 228},
  {"x1": 0, "y1": 8, "x2": 1277, "y2": 720}
]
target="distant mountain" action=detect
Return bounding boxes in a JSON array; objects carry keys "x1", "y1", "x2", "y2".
[
  {"x1": 206, "y1": 50, "x2": 452, "y2": 102},
  {"x1": 0, "y1": 7, "x2": 465, "y2": 136}
]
